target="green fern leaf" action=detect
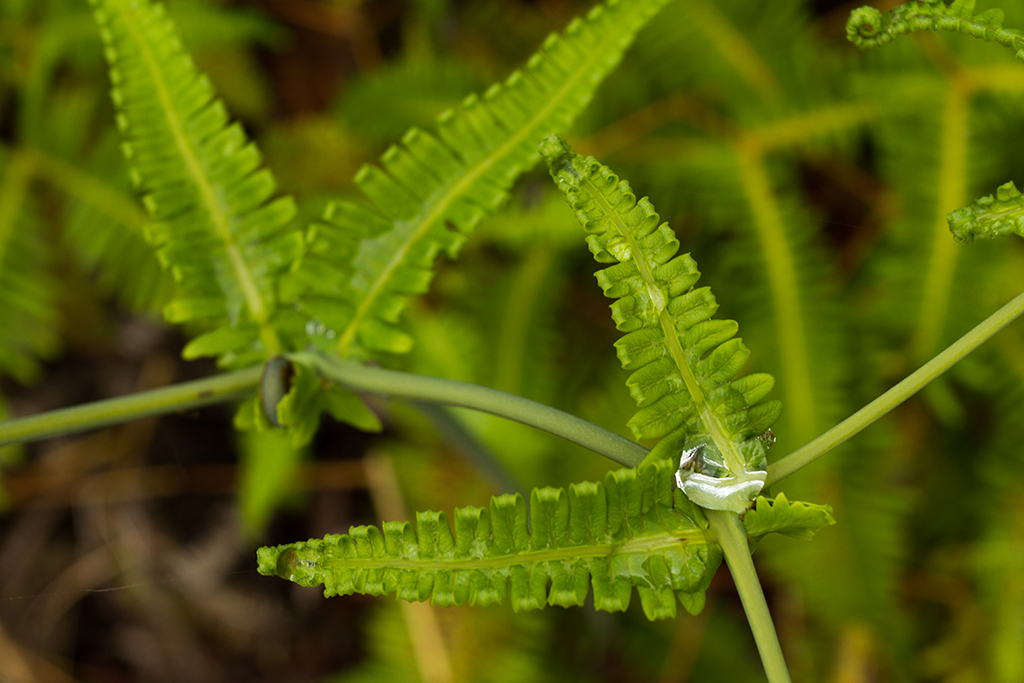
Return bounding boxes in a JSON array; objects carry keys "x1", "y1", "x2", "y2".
[
  {"x1": 283, "y1": 0, "x2": 674, "y2": 360},
  {"x1": 258, "y1": 460, "x2": 721, "y2": 620},
  {"x1": 947, "y1": 180, "x2": 1024, "y2": 242},
  {"x1": 91, "y1": 0, "x2": 301, "y2": 366},
  {"x1": 848, "y1": 1, "x2": 1024, "y2": 60},
  {"x1": 540, "y1": 136, "x2": 782, "y2": 514},
  {"x1": 742, "y1": 493, "x2": 835, "y2": 541},
  {"x1": 0, "y1": 151, "x2": 60, "y2": 385}
]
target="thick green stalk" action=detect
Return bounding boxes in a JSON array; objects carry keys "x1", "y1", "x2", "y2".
[
  {"x1": 767, "y1": 288, "x2": 1024, "y2": 486},
  {"x1": 706, "y1": 510, "x2": 792, "y2": 683},
  {"x1": 1, "y1": 354, "x2": 647, "y2": 467},
  {"x1": 292, "y1": 352, "x2": 649, "y2": 467},
  {"x1": 0, "y1": 366, "x2": 262, "y2": 447}
]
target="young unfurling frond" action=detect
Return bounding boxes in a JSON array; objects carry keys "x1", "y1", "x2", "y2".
[{"x1": 847, "y1": 0, "x2": 1024, "y2": 59}]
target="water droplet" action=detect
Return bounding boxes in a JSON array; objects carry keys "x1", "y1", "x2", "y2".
[{"x1": 305, "y1": 318, "x2": 331, "y2": 338}]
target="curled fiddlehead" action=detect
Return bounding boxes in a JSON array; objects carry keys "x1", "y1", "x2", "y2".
[{"x1": 847, "y1": 0, "x2": 1024, "y2": 60}]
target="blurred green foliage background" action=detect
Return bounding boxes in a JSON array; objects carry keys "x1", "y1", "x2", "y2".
[{"x1": 1, "y1": 0, "x2": 1024, "y2": 681}]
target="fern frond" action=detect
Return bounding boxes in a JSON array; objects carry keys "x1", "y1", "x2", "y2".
[
  {"x1": 598, "y1": 0, "x2": 857, "y2": 455},
  {"x1": 848, "y1": 0, "x2": 1024, "y2": 60},
  {"x1": 284, "y1": 0, "x2": 673, "y2": 360},
  {"x1": 91, "y1": 0, "x2": 301, "y2": 365},
  {"x1": 258, "y1": 460, "x2": 721, "y2": 621},
  {"x1": 540, "y1": 136, "x2": 780, "y2": 513},
  {"x1": 0, "y1": 151, "x2": 60, "y2": 384},
  {"x1": 947, "y1": 180, "x2": 1024, "y2": 241}
]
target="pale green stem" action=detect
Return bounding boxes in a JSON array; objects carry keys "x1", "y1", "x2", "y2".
[
  {"x1": 292, "y1": 352, "x2": 649, "y2": 468},
  {"x1": 767, "y1": 288, "x2": 1024, "y2": 486},
  {"x1": 707, "y1": 510, "x2": 792, "y2": 683},
  {"x1": 0, "y1": 366, "x2": 262, "y2": 447},
  {"x1": 0, "y1": 353, "x2": 648, "y2": 467}
]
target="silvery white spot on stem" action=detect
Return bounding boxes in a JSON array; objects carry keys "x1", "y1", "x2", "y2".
[{"x1": 675, "y1": 446, "x2": 702, "y2": 489}]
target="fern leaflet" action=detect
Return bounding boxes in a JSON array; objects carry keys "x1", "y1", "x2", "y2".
[
  {"x1": 847, "y1": 0, "x2": 1024, "y2": 60},
  {"x1": 282, "y1": 0, "x2": 674, "y2": 360},
  {"x1": 742, "y1": 493, "x2": 835, "y2": 542},
  {"x1": 259, "y1": 460, "x2": 720, "y2": 620},
  {"x1": 947, "y1": 180, "x2": 1024, "y2": 242},
  {"x1": 540, "y1": 136, "x2": 781, "y2": 514},
  {"x1": 91, "y1": 0, "x2": 302, "y2": 366}
]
